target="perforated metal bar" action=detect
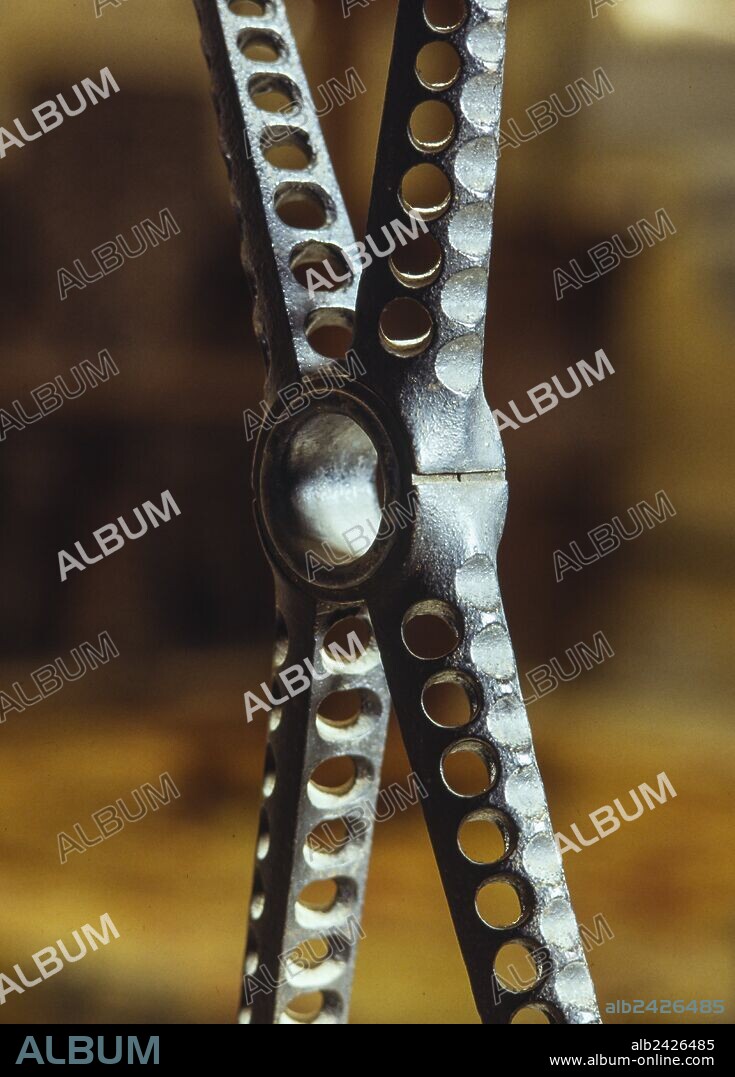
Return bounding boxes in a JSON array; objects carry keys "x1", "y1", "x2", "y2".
[
  {"x1": 194, "y1": 0, "x2": 394, "y2": 1024},
  {"x1": 196, "y1": 0, "x2": 601, "y2": 1025},
  {"x1": 240, "y1": 579, "x2": 390, "y2": 1024},
  {"x1": 353, "y1": 0, "x2": 601, "y2": 1023},
  {"x1": 367, "y1": 479, "x2": 601, "y2": 1023},
  {"x1": 194, "y1": 0, "x2": 362, "y2": 389},
  {"x1": 352, "y1": 0, "x2": 508, "y2": 475}
]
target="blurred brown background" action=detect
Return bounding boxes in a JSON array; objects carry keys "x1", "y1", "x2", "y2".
[{"x1": 0, "y1": 0, "x2": 733, "y2": 1024}]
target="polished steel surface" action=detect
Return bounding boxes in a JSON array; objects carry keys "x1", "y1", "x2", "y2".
[{"x1": 195, "y1": 0, "x2": 600, "y2": 1024}]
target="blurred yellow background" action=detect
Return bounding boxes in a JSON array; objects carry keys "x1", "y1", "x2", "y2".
[{"x1": 0, "y1": 0, "x2": 732, "y2": 1024}]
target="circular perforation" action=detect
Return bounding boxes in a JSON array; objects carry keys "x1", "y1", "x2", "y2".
[
  {"x1": 237, "y1": 28, "x2": 285, "y2": 62},
  {"x1": 400, "y1": 163, "x2": 452, "y2": 221},
  {"x1": 379, "y1": 298, "x2": 434, "y2": 358},
  {"x1": 261, "y1": 127, "x2": 314, "y2": 170},
  {"x1": 423, "y1": 0, "x2": 468, "y2": 33},
  {"x1": 409, "y1": 100, "x2": 456, "y2": 153},
  {"x1": 458, "y1": 807, "x2": 514, "y2": 863},
  {"x1": 274, "y1": 183, "x2": 335, "y2": 229},
  {"x1": 475, "y1": 876, "x2": 530, "y2": 929},
  {"x1": 416, "y1": 41, "x2": 462, "y2": 91},
  {"x1": 422, "y1": 669, "x2": 479, "y2": 728},
  {"x1": 402, "y1": 600, "x2": 461, "y2": 659},
  {"x1": 248, "y1": 72, "x2": 302, "y2": 115},
  {"x1": 228, "y1": 0, "x2": 270, "y2": 14},
  {"x1": 441, "y1": 739, "x2": 498, "y2": 798}
]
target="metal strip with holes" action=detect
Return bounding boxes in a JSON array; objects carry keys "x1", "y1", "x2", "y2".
[
  {"x1": 193, "y1": 0, "x2": 393, "y2": 1025},
  {"x1": 195, "y1": 0, "x2": 601, "y2": 1024}
]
